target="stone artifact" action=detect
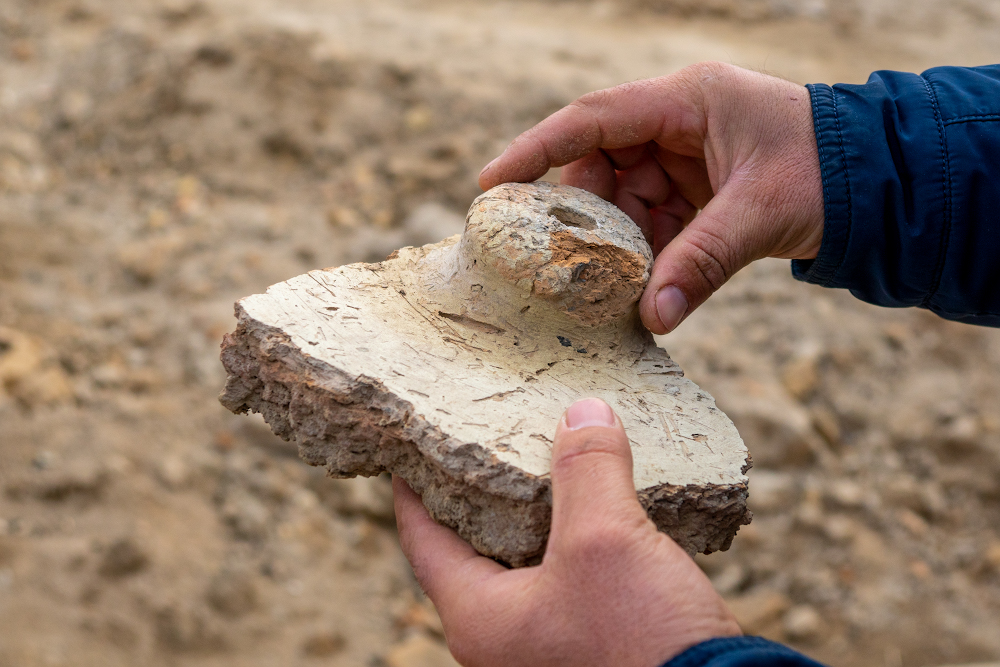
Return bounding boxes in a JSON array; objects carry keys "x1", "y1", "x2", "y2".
[{"x1": 220, "y1": 182, "x2": 751, "y2": 566}]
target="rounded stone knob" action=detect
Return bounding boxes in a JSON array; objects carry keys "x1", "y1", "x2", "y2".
[{"x1": 461, "y1": 182, "x2": 653, "y2": 327}]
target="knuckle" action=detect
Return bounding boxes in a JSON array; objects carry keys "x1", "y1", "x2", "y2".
[
  {"x1": 677, "y1": 61, "x2": 746, "y2": 110},
  {"x1": 613, "y1": 78, "x2": 657, "y2": 97},
  {"x1": 703, "y1": 60, "x2": 739, "y2": 77},
  {"x1": 678, "y1": 60, "x2": 734, "y2": 85},
  {"x1": 573, "y1": 88, "x2": 620, "y2": 124},
  {"x1": 574, "y1": 79, "x2": 655, "y2": 113},
  {"x1": 562, "y1": 523, "x2": 633, "y2": 561},
  {"x1": 552, "y1": 434, "x2": 625, "y2": 472},
  {"x1": 684, "y1": 227, "x2": 733, "y2": 292},
  {"x1": 573, "y1": 87, "x2": 612, "y2": 112}
]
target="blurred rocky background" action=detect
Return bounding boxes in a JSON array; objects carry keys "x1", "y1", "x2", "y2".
[{"x1": 0, "y1": 1, "x2": 998, "y2": 666}]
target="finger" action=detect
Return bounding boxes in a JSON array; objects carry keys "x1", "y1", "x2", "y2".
[
  {"x1": 479, "y1": 73, "x2": 708, "y2": 189},
  {"x1": 638, "y1": 185, "x2": 765, "y2": 334},
  {"x1": 547, "y1": 399, "x2": 648, "y2": 554},
  {"x1": 560, "y1": 150, "x2": 616, "y2": 201},
  {"x1": 392, "y1": 476, "x2": 505, "y2": 605},
  {"x1": 604, "y1": 144, "x2": 651, "y2": 170},
  {"x1": 649, "y1": 192, "x2": 695, "y2": 256},
  {"x1": 612, "y1": 154, "x2": 673, "y2": 242},
  {"x1": 652, "y1": 147, "x2": 715, "y2": 208}
]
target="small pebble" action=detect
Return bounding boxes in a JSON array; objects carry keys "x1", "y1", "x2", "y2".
[
  {"x1": 783, "y1": 605, "x2": 823, "y2": 642},
  {"x1": 206, "y1": 570, "x2": 258, "y2": 617},
  {"x1": 99, "y1": 538, "x2": 149, "y2": 578},
  {"x1": 301, "y1": 631, "x2": 346, "y2": 657}
]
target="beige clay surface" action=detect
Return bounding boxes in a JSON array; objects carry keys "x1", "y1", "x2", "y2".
[{"x1": 221, "y1": 182, "x2": 751, "y2": 565}]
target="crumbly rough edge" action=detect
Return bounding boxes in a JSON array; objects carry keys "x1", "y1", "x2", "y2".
[{"x1": 219, "y1": 304, "x2": 751, "y2": 566}]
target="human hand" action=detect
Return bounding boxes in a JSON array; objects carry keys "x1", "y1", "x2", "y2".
[
  {"x1": 393, "y1": 398, "x2": 741, "y2": 667},
  {"x1": 478, "y1": 62, "x2": 824, "y2": 334}
]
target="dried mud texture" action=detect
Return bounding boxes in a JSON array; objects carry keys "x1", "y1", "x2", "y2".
[{"x1": 221, "y1": 182, "x2": 751, "y2": 566}]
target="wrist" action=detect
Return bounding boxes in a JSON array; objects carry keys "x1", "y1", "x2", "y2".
[{"x1": 647, "y1": 600, "x2": 743, "y2": 666}]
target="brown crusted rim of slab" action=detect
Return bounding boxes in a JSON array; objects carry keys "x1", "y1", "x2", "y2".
[{"x1": 219, "y1": 304, "x2": 752, "y2": 566}]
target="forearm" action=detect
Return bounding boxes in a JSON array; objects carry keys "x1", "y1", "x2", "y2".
[{"x1": 794, "y1": 65, "x2": 1000, "y2": 326}]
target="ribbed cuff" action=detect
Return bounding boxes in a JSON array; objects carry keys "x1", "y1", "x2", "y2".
[
  {"x1": 792, "y1": 83, "x2": 853, "y2": 287},
  {"x1": 661, "y1": 636, "x2": 829, "y2": 667}
]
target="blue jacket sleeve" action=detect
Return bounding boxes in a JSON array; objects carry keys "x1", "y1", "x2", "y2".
[
  {"x1": 661, "y1": 637, "x2": 828, "y2": 667},
  {"x1": 793, "y1": 65, "x2": 1000, "y2": 326}
]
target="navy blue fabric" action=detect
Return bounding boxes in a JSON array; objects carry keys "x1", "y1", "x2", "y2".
[
  {"x1": 793, "y1": 65, "x2": 1000, "y2": 326},
  {"x1": 660, "y1": 637, "x2": 828, "y2": 667}
]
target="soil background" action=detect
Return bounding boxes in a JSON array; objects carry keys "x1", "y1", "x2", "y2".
[{"x1": 1, "y1": 1, "x2": 999, "y2": 666}]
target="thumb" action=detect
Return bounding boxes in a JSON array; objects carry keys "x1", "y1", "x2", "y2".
[
  {"x1": 639, "y1": 186, "x2": 765, "y2": 334},
  {"x1": 547, "y1": 399, "x2": 648, "y2": 554}
]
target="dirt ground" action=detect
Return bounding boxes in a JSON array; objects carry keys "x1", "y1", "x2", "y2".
[{"x1": 1, "y1": 1, "x2": 999, "y2": 666}]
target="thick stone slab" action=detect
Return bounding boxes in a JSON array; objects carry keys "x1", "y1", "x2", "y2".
[{"x1": 220, "y1": 182, "x2": 751, "y2": 566}]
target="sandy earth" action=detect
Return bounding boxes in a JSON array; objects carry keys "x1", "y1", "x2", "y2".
[{"x1": 0, "y1": 1, "x2": 999, "y2": 666}]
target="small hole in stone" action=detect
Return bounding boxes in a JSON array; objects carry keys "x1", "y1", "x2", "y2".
[{"x1": 549, "y1": 206, "x2": 597, "y2": 230}]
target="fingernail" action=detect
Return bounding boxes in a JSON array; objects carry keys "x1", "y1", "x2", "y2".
[
  {"x1": 565, "y1": 398, "x2": 616, "y2": 430},
  {"x1": 479, "y1": 156, "x2": 500, "y2": 177},
  {"x1": 655, "y1": 286, "x2": 688, "y2": 332}
]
